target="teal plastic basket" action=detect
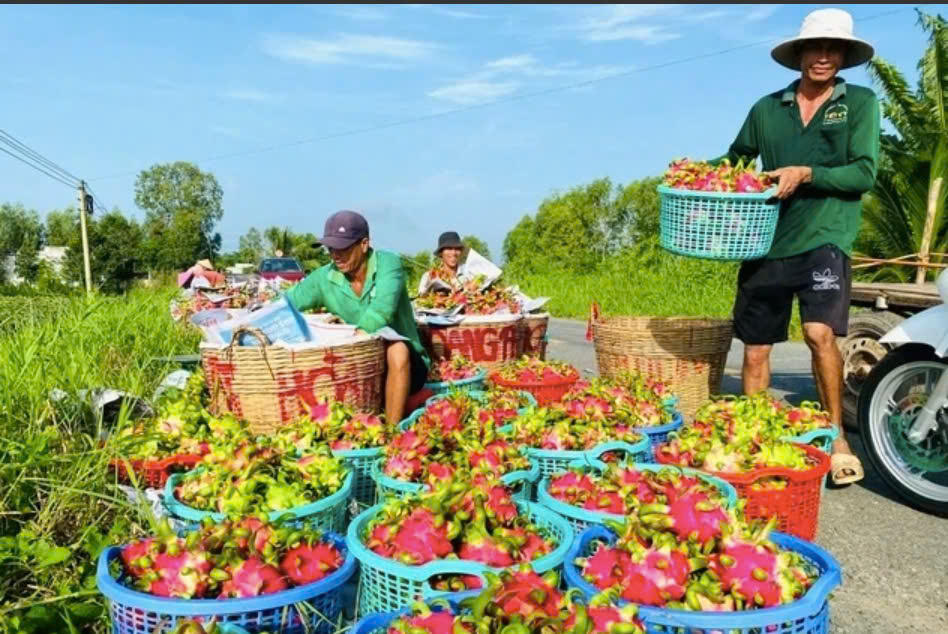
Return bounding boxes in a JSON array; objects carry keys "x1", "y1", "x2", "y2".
[
  {"x1": 526, "y1": 436, "x2": 651, "y2": 479},
  {"x1": 536, "y1": 460, "x2": 738, "y2": 534},
  {"x1": 346, "y1": 499, "x2": 573, "y2": 618},
  {"x1": 370, "y1": 457, "x2": 539, "y2": 503},
  {"x1": 786, "y1": 427, "x2": 838, "y2": 454},
  {"x1": 333, "y1": 446, "x2": 383, "y2": 511},
  {"x1": 658, "y1": 184, "x2": 779, "y2": 260},
  {"x1": 423, "y1": 369, "x2": 487, "y2": 395},
  {"x1": 163, "y1": 469, "x2": 353, "y2": 533}
]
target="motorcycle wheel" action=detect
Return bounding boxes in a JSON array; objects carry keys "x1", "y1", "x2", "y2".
[{"x1": 858, "y1": 343, "x2": 948, "y2": 516}]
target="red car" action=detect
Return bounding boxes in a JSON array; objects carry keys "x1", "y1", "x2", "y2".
[{"x1": 257, "y1": 257, "x2": 305, "y2": 282}]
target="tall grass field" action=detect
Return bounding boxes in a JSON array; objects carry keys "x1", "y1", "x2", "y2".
[{"x1": 0, "y1": 289, "x2": 199, "y2": 633}]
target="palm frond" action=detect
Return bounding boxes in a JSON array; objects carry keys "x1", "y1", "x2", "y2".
[
  {"x1": 867, "y1": 57, "x2": 926, "y2": 144},
  {"x1": 916, "y1": 11, "x2": 948, "y2": 137}
]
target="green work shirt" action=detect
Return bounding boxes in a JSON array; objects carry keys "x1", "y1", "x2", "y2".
[
  {"x1": 283, "y1": 249, "x2": 430, "y2": 369},
  {"x1": 722, "y1": 78, "x2": 881, "y2": 259}
]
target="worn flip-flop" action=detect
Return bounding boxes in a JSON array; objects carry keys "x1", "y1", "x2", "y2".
[{"x1": 831, "y1": 453, "x2": 864, "y2": 485}]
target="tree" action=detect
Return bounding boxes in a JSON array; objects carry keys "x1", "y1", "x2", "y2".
[
  {"x1": 461, "y1": 235, "x2": 491, "y2": 261},
  {"x1": 0, "y1": 203, "x2": 43, "y2": 256},
  {"x1": 14, "y1": 228, "x2": 42, "y2": 284},
  {"x1": 45, "y1": 208, "x2": 78, "y2": 246},
  {"x1": 64, "y1": 211, "x2": 143, "y2": 293},
  {"x1": 856, "y1": 10, "x2": 948, "y2": 281},
  {"x1": 135, "y1": 162, "x2": 223, "y2": 271},
  {"x1": 237, "y1": 227, "x2": 265, "y2": 263}
]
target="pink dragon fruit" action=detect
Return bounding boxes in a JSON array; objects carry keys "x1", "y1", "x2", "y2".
[
  {"x1": 218, "y1": 557, "x2": 288, "y2": 598},
  {"x1": 619, "y1": 545, "x2": 691, "y2": 605},
  {"x1": 279, "y1": 541, "x2": 343, "y2": 585},
  {"x1": 458, "y1": 519, "x2": 514, "y2": 567},
  {"x1": 708, "y1": 534, "x2": 812, "y2": 608},
  {"x1": 640, "y1": 490, "x2": 732, "y2": 543}
]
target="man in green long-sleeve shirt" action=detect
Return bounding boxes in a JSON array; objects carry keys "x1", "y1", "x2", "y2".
[
  {"x1": 720, "y1": 8, "x2": 880, "y2": 486},
  {"x1": 284, "y1": 210, "x2": 430, "y2": 424}
]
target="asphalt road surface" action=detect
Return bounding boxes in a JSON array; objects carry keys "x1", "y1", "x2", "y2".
[{"x1": 547, "y1": 318, "x2": 947, "y2": 633}]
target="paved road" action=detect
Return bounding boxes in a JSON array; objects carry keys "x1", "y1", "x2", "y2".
[{"x1": 547, "y1": 318, "x2": 947, "y2": 633}]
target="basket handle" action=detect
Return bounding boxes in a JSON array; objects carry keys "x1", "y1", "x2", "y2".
[
  {"x1": 420, "y1": 566, "x2": 489, "y2": 600},
  {"x1": 586, "y1": 440, "x2": 648, "y2": 463},
  {"x1": 584, "y1": 302, "x2": 601, "y2": 342},
  {"x1": 225, "y1": 325, "x2": 277, "y2": 381}
]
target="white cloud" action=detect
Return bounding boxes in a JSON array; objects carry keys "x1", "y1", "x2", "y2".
[
  {"x1": 223, "y1": 89, "x2": 280, "y2": 103},
  {"x1": 263, "y1": 33, "x2": 440, "y2": 66},
  {"x1": 486, "y1": 54, "x2": 537, "y2": 71},
  {"x1": 744, "y1": 5, "x2": 782, "y2": 22},
  {"x1": 571, "y1": 4, "x2": 682, "y2": 44},
  {"x1": 427, "y1": 80, "x2": 520, "y2": 105}
]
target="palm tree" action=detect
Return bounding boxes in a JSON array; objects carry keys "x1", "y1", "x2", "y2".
[{"x1": 856, "y1": 10, "x2": 948, "y2": 282}]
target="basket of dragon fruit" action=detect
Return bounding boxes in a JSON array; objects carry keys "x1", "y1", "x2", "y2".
[
  {"x1": 108, "y1": 370, "x2": 218, "y2": 489},
  {"x1": 537, "y1": 460, "x2": 738, "y2": 535},
  {"x1": 659, "y1": 158, "x2": 780, "y2": 261},
  {"x1": 402, "y1": 388, "x2": 536, "y2": 434},
  {"x1": 510, "y1": 406, "x2": 651, "y2": 479},
  {"x1": 423, "y1": 352, "x2": 487, "y2": 395},
  {"x1": 96, "y1": 516, "x2": 356, "y2": 634},
  {"x1": 563, "y1": 515, "x2": 841, "y2": 634},
  {"x1": 346, "y1": 474, "x2": 573, "y2": 617},
  {"x1": 561, "y1": 371, "x2": 684, "y2": 459},
  {"x1": 164, "y1": 444, "x2": 353, "y2": 533},
  {"x1": 372, "y1": 389, "x2": 540, "y2": 503},
  {"x1": 350, "y1": 567, "x2": 648, "y2": 634},
  {"x1": 655, "y1": 432, "x2": 831, "y2": 540},
  {"x1": 422, "y1": 387, "x2": 537, "y2": 418},
  {"x1": 154, "y1": 622, "x2": 252, "y2": 634},
  {"x1": 271, "y1": 398, "x2": 398, "y2": 512},
  {"x1": 488, "y1": 357, "x2": 580, "y2": 406}
]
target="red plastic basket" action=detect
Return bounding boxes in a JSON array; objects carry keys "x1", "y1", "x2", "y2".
[
  {"x1": 108, "y1": 454, "x2": 204, "y2": 489},
  {"x1": 488, "y1": 372, "x2": 579, "y2": 406},
  {"x1": 656, "y1": 443, "x2": 831, "y2": 540}
]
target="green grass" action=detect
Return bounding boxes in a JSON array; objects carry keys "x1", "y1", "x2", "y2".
[
  {"x1": 511, "y1": 250, "x2": 805, "y2": 340},
  {"x1": 0, "y1": 287, "x2": 200, "y2": 633}
]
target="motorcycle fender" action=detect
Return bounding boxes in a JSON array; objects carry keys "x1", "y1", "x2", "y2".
[{"x1": 879, "y1": 304, "x2": 948, "y2": 356}]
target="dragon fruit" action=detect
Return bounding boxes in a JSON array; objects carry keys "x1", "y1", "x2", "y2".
[
  {"x1": 388, "y1": 508, "x2": 455, "y2": 565},
  {"x1": 218, "y1": 557, "x2": 288, "y2": 597},
  {"x1": 663, "y1": 157, "x2": 771, "y2": 193},
  {"x1": 280, "y1": 541, "x2": 343, "y2": 585},
  {"x1": 640, "y1": 490, "x2": 733, "y2": 543},
  {"x1": 493, "y1": 356, "x2": 579, "y2": 384},
  {"x1": 458, "y1": 518, "x2": 515, "y2": 567}
]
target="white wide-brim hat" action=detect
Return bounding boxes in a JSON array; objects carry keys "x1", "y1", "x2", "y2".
[{"x1": 771, "y1": 8, "x2": 875, "y2": 70}]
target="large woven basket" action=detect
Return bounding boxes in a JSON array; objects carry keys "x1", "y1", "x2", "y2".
[
  {"x1": 519, "y1": 313, "x2": 550, "y2": 360},
  {"x1": 201, "y1": 327, "x2": 385, "y2": 433},
  {"x1": 416, "y1": 314, "x2": 525, "y2": 371},
  {"x1": 590, "y1": 314, "x2": 733, "y2": 418}
]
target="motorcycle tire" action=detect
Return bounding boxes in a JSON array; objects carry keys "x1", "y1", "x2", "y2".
[{"x1": 858, "y1": 343, "x2": 948, "y2": 516}]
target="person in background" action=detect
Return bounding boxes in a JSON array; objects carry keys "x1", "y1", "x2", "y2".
[
  {"x1": 417, "y1": 231, "x2": 467, "y2": 295},
  {"x1": 284, "y1": 210, "x2": 431, "y2": 424},
  {"x1": 718, "y1": 8, "x2": 880, "y2": 486}
]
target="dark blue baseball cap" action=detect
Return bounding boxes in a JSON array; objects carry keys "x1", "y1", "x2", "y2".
[{"x1": 313, "y1": 210, "x2": 369, "y2": 249}]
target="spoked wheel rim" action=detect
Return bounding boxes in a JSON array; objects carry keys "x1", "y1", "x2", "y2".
[{"x1": 868, "y1": 360, "x2": 948, "y2": 502}]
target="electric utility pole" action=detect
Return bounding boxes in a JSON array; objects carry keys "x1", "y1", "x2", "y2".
[{"x1": 77, "y1": 180, "x2": 93, "y2": 294}]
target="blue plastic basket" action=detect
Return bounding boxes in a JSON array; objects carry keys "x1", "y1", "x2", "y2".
[
  {"x1": 370, "y1": 457, "x2": 540, "y2": 503},
  {"x1": 658, "y1": 184, "x2": 780, "y2": 261},
  {"x1": 630, "y1": 411, "x2": 683, "y2": 459},
  {"x1": 332, "y1": 446, "x2": 383, "y2": 511},
  {"x1": 536, "y1": 461, "x2": 738, "y2": 534},
  {"x1": 526, "y1": 436, "x2": 651, "y2": 479},
  {"x1": 423, "y1": 369, "x2": 488, "y2": 395},
  {"x1": 351, "y1": 599, "x2": 475, "y2": 634},
  {"x1": 563, "y1": 525, "x2": 841, "y2": 634},
  {"x1": 96, "y1": 532, "x2": 356, "y2": 634},
  {"x1": 163, "y1": 469, "x2": 353, "y2": 533},
  {"x1": 346, "y1": 499, "x2": 573, "y2": 617}
]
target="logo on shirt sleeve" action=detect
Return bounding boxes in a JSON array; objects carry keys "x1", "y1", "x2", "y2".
[{"x1": 823, "y1": 103, "x2": 848, "y2": 126}]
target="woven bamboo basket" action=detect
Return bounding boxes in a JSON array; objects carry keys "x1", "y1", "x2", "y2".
[
  {"x1": 519, "y1": 313, "x2": 550, "y2": 360},
  {"x1": 590, "y1": 315, "x2": 733, "y2": 418},
  {"x1": 201, "y1": 327, "x2": 385, "y2": 434},
  {"x1": 416, "y1": 314, "x2": 526, "y2": 372}
]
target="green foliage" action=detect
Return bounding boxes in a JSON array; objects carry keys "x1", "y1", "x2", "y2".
[
  {"x1": 64, "y1": 211, "x2": 144, "y2": 294},
  {"x1": 461, "y1": 234, "x2": 491, "y2": 261},
  {"x1": 0, "y1": 287, "x2": 199, "y2": 633},
  {"x1": 136, "y1": 161, "x2": 224, "y2": 272},
  {"x1": 503, "y1": 177, "x2": 662, "y2": 276},
  {"x1": 857, "y1": 10, "x2": 948, "y2": 281},
  {"x1": 14, "y1": 230, "x2": 42, "y2": 284},
  {"x1": 237, "y1": 226, "x2": 265, "y2": 263},
  {"x1": 45, "y1": 208, "x2": 78, "y2": 247},
  {"x1": 0, "y1": 203, "x2": 44, "y2": 257}
]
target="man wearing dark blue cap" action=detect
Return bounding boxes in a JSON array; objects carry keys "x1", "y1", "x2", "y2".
[{"x1": 285, "y1": 210, "x2": 430, "y2": 424}]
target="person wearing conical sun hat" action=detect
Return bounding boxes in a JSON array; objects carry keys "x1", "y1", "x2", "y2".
[
  {"x1": 417, "y1": 231, "x2": 467, "y2": 295},
  {"x1": 715, "y1": 8, "x2": 880, "y2": 486}
]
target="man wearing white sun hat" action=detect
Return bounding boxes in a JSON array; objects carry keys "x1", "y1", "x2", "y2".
[{"x1": 717, "y1": 8, "x2": 881, "y2": 486}]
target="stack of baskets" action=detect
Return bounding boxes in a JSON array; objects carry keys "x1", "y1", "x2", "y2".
[
  {"x1": 589, "y1": 314, "x2": 733, "y2": 418},
  {"x1": 416, "y1": 314, "x2": 526, "y2": 372}
]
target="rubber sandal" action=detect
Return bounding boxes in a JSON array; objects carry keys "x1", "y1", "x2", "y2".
[{"x1": 831, "y1": 453, "x2": 864, "y2": 485}]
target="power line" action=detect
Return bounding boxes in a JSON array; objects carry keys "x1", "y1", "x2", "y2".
[
  {"x1": 88, "y1": 7, "x2": 909, "y2": 183},
  {"x1": 0, "y1": 129, "x2": 81, "y2": 185},
  {"x1": 0, "y1": 145, "x2": 77, "y2": 189}
]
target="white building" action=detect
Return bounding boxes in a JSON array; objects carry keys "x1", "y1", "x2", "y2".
[{"x1": 2, "y1": 246, "x2": 67, "y2": 284}]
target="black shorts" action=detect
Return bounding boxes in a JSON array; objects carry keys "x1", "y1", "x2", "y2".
[
  {"x1": 409, "y1": 346, "x2": 428, "y2": 394},
  {"x1": 733, "y1": 244, "x2": 851, "y2": 345}
]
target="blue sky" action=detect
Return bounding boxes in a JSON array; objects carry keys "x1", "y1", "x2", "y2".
[{"x1": 1, "y1": 4, "x2": 944, "y2": 261}]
